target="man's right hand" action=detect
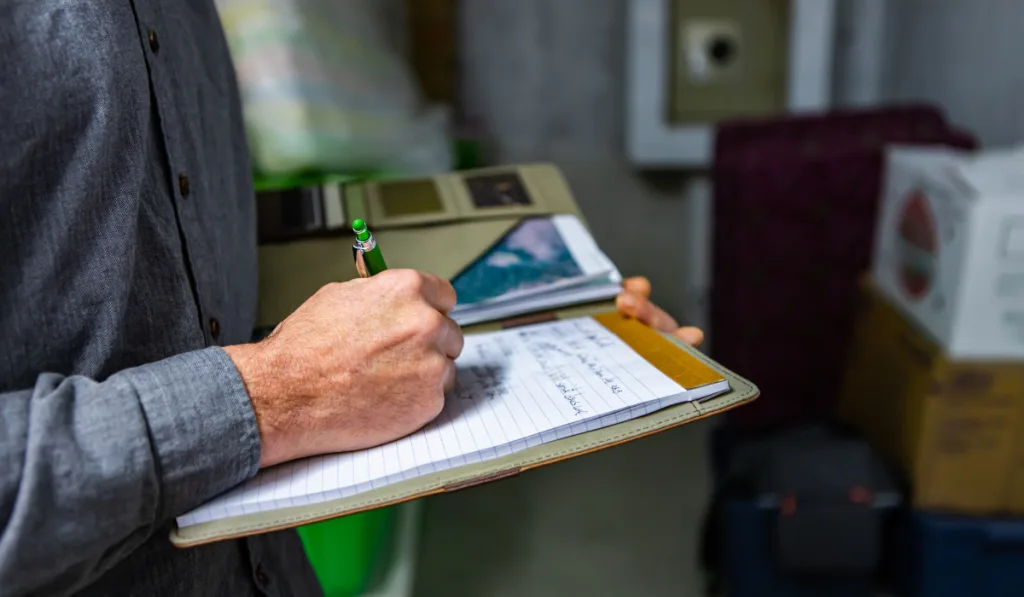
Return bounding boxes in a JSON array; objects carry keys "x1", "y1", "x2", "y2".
[{"x1": 224, "y1": 269, "x2": 464, "y2": 469}]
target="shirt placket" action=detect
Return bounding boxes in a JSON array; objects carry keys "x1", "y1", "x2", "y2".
[
  {"x1": 125, "y1": 4, "x2": 274, "y2": 595},
  {"x1": 128, "y1": 0, "x2": 222, "y2": 347}
]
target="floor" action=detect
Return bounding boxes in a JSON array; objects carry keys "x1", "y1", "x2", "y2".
[{"x1": 412, "y1": 418, "x2": 715, "y2": 597}]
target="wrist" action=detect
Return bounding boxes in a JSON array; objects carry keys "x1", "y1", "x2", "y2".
[{"x1": 224, "y1": 342, "x2": 287, "y2": 468}]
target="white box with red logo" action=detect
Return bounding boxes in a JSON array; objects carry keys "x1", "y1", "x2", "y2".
[{"x1": 871, "y1": 145, "x2": 1024, "y2": 360}]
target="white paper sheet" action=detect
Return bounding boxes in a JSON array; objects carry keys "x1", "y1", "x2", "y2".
[{"x1": 177, "y1": 317, "x2": 728, "y2": 527}]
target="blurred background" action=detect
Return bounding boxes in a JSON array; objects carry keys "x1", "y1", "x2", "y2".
[{"x1": 226, "y1": 0, "x2": 1024, "y2": 595}]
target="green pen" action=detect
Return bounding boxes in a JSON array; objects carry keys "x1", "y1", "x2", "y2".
[{"x1": 352, "y1": 218, "x2": 388, "y2": 277}]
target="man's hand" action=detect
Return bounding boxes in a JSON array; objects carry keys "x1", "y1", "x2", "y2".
[
  {"x1": 225, "y1": 270, "x2": 464, "y2": 469},
  {"x1": 615, "y1": 276, "x2": 704, "y2": 347}
]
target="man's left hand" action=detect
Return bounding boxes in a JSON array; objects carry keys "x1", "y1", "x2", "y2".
[{"x1": 615, "y1": 277, "x2": 704, "y2": 347}]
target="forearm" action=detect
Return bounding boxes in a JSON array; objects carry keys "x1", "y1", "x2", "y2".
[{"x1": 0, "y1": 347, "x2": 259, "y2": 595}]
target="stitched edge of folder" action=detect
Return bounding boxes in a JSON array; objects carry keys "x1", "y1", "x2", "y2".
[{"x1": 170, "y1": 338, "x2": 758, "y2": 546}]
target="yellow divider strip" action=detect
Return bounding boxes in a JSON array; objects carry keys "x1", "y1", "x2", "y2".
[{"x1": 594, "y1": 312, "x2": 724, "y2": 389}]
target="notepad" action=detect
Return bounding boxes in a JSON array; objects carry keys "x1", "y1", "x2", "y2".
[
  {"x1": 176, "y1": 316, "x2": 729, "y2": 528},
  {"x1": 449, "y1": 215, "x2": 623, "y2": 326}
]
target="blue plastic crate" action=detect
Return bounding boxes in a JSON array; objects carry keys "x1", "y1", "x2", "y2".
[
  {"x1": 723, "y1": 500, "x2": 874, "y2": 597},
  {"x1": 901, "y1": 511, "x2": 1024, "y2": 597}
]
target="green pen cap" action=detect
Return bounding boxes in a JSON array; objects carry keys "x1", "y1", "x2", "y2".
[{"x1": 352, "y1": 218, "x2": 370, "y2": 242}]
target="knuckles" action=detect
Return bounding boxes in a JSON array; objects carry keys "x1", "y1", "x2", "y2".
[
  {"x1": 419, "y1": 352, "x2": 450, "y2": 382},
  {"x1": 422, "y1": 309, "x2": 449, "y2": 335},
  {"x1": 380, "y1": 269, "x2": 424, "y2": 295},
  {"x1": 399, "y1": 306, "x2": 447, "y2": 341}
]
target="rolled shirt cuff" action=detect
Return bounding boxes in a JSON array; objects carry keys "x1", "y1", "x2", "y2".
[{"x1": 126, "y1": 346, "x2": 260, "y2": 521}]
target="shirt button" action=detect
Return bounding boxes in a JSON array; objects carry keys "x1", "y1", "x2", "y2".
[
  {"x1": 254, "y1": 564, "x2": 269, "y2": 586},
  {"x1": 208, "y1": 317, "x2": 221, "y2": 341},
  {"x1": 178, "y1": 173, "x2": 191, "y2": 197},
  {"x1": 147, "y1": 29, "x2": 159, "y2": 53}
]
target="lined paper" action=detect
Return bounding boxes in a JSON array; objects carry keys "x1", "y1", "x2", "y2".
[{"x1": 177, "y1": 317, "x2": 729, "y2": 528}]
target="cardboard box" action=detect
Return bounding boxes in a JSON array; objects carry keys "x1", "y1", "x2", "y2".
[
  {"x1": 838, "y1": 278, "x2": 1024, "y2": 515},
  {"x1": 871, "y1": 145, "x2": 1024, "y2": 360}
]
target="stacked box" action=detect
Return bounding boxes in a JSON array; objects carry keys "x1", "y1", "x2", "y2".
[
  {"x1": 838, "y1": 278, "x2": 1024, "y2": 515},
  {"x1": 838, "y1": 142, "x2": 1024, "y2": 593},
  {"x1": 870, "y1": 144, "x2": 1024, "y2": 360}
]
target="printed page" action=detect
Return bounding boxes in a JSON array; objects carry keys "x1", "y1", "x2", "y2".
[
  {"x1": 451, "y1": 278, "x2": 625, "y2": 327},
  {"x1": 553, "y1": 214, "x2": 622, "y2": 283},
  {"x1": 177, "y1": 318, "x2": 714, "y2": 528},
  {"x1": 451, "y1": 215, "x2": 620, "y2": 310}
]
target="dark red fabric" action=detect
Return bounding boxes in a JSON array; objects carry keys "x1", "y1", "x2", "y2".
[{"x1": 711, "y1": 105, "x2": 977, "y2": 432}]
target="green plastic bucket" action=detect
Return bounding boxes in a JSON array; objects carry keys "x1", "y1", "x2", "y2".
[{"x1": 296, "y1": 507, "x2": 398, "y2": 597}]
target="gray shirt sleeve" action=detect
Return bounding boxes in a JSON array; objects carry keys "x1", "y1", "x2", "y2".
[
  {"x1": 0, "y1": 5, "x2": 266, "y2": 594},
  {"x1": 0, "y1": 348, "x2": 261, "y2": 594}
]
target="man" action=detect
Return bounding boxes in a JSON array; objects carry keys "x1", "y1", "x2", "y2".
[{"x1": 0, "y1": 2, "x2": 701, "y2": 595}]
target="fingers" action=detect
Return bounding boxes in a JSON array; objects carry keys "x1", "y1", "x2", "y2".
[
  {"x1": 380, "y1": 269, "x2": 458, "y2": 314},
  {"x1": 674, "y1": 326, "x2": 704, "y2": 348},
  {"x1": 442, "y1": 358, "x2": 458, "y2": 393},
  {"x1": 617, "y1": 287, "x2": 704, "y2": 346},
  {"x1": 616, "y1": 291, "x2": 679, "y2": 333},
  {"x1": 438, "y1": 315, "x2": 465, "y2": 359},
  {"x1": 622, "y1": 276, "x2": 652, "y2": 298},
  {"x1": 419, "y1": 272, "x2": 458, "y2": 314},
  {"x1": 354, "y1": 250, "x2": 369, "y2": 278}
]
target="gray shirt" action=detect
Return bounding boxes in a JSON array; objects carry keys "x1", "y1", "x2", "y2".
[{"x1": 0, "y1": 2, "x2": 322, "y2": 595}]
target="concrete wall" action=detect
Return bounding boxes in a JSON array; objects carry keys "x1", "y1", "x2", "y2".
[
  {"x1": 879, "y1": 0, "x2": 1024, "y2": 147},
  {"x1": 459, "y1": 0, "x2": 698, "y2": 325}
]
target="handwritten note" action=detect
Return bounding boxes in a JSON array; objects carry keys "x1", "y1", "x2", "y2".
[{"x1": 177, "y1": 317, "x2": 723, "y2": 528}]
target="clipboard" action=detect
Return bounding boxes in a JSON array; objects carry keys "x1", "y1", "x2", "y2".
[
  {"x1": 172, "y1": 164, "x2": 759, "y2": 547},
  {"x1": 171, "y1": 314, "x2": 758, "y2": 547}
]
